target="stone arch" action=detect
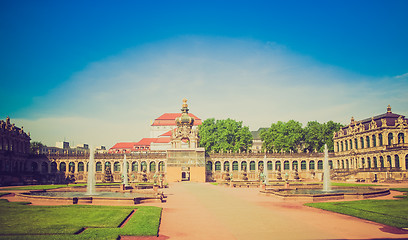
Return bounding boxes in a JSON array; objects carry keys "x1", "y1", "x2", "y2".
[
  {"x1": 398, "y1": 133, "x2": 405, "y2": 144},
  {"x1": 96, "y1": 161, "x2": 102, "y2": 172},
  {"x1": 284, "y1": 160, "x2": 290, "y2": 170},
  {"x1": 380, "y1": 156, "x2": 384, "y2": 168},
  {"x1": 300, "y1": 160, "x2": 306, "y2": 170},
  {"x1": 69, "y1": 162, "x2": 75, "y2": 173},
  {"x1": 275, "y1": 161, "x2": 281, "y2": 171},
  {"x1": 141, "y1": 161, "x2": 147, "y2": 172},
  {"x1": 267, "y1": 161, "x2": 273, "y2": 171},
  {"x1": 31, "y1": 162, "x2": 38, "y2": 172},
  {"x1": 59, "y1": 162, "x2": 66, "y2": 172},
  {"x1": 150, "y1": 161, "x2": 156, "y2": 172},
  {"x1": 113, "y1": 161, "x2": 120, "y2": 172},
  {"x1": 158, "y1": 161, "x2": 165, "y2": 172},
  {"x1": 50, "y1": 162, "x2": 57, "y2": 173},
  {"x1": 41, "y1": 161, "x2": 48, "y2": 173},
  {"x1": 388, "y1": 133, "x2": 393, "y2": 145},
  {"x1": 395, "y1": 155, "x2": 400, "y2": 168},
  {"x1": 206, "y1": 161, "x2": 213, "y2": 171},
  {"x1": 105, "y1": 161, "x2": 112, "y2": 171},
  {"x1": 250, "y1": 161, "x2": 256, "y2": 171},
  {"x1": 292, "y1": 161, "x2": 298, "y2": 171},
  {"x1": 387, "y1": 155, "x2": 392, "y2": 168},
  {"x1": 317, "y1": 160, "x2": 323, "y2": 170},
  {"x1": 132, "y1": 161, "x2": 138, "y2": 172},
  {"x1": 241, "y1": 161, "x2": 247, "y2": 171}
]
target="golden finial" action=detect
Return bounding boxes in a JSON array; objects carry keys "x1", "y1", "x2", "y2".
[
  {"x1": 387, "y1": 104, "x2": 392, "y2": 113},
  {"x1": 182, "y1": 98, "x2": 188, "y2": 108}
]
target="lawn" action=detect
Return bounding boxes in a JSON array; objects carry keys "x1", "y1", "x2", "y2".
[
  {"x1": 0, "y1": 199, "x2": 162, "y2": 239},
  {"x1": 305, "y1": 189, "x2": 408, "y2": 229}
]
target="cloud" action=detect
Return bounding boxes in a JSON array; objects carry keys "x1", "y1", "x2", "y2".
[{"x1": 16, "y1": 36, "x2": 408, "y2": 148}]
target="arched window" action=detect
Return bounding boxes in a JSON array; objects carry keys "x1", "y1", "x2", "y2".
[
  {"x1": 341, "y1": 160, "x2": 344, "y2": 169},
  {"x1": 387, "y1": 156, "x2": 392, "y2": 168},
  {"x1": 372, "y1": 135, "x2": 376, "y2": 147},
  {"x1": 398, "y1": 133, "x2": 404, "y2": 144},
  {"x1": 114, "y1": 161, "x2": 120, "y2": 172},
  {"x1": 267, "y1": 161, "x2": 273, "y2": 171},
  {"x1": 345, "y1": 141, "x2": 348, "y2": 151},
  {"x1": 345, "y1": 160, "x2": 349, "y2": 169},
  {"x1": 337, "y1": 142, "x2": 340, "y2": 152},
  {"x1": 317, "y1": 160, "x2": 323, "y2": 170},
  {"x1": 105, "y1": 162, "x2": 111, "y2": 171},
  {"x1": 373, "y1": 157, "x2": 377, "y2": 168},
  {"x1": 141, "y1": 161, "x2": 147, "y2": 172},
  {"x1": 355, "y1": 138, "x2": 358, "y2": 149},
  {"x1": 406, "y1": 155, "x2": 408, "y2": 171},
  {"x1": 51, "y1": 162, "x2": 57, "y2": 173},
  {"x1": 31, "y1": 162, "x2": 38, "y2": 172},
  {"x1": 232, "y1": 161, "x2": 238, "y2": 171},
  {"x1": 159, "y1": 161, "x2": 165, "y2": 172},
  {"x1": 241, "y1": 161, "x2": 247, "y2": 171},
  {"x1": 96, "y1": 162, "x2": 102, "y2": 172},
  {"x1": 224, "y1": 161, "x2": 230, "y2": 172},
  {"x1": 206, "y1": 161, "x2": 213, "y2": 171},
  {"x1": 329, "y1": 160, "x2": 333, "y2": 169},
  {"x1": 250, "y1": 161, "x2": 256, "y2": 171},
  {"x1": 341, "y1": 142, "x2": 344, "y2": 152},
  {"x1": 78, "y1": 162, "x2": 84, "y2": 172},
  {"x1": 258, "y1": 161, "x2": 264, "y2": 171},
  {"x1": 367, "y1": 157, "x2": 371, "y2": 169},
  {"x1": 292, "y1": 161, "x2": 298, "y2": 171},
  {"x1": 284, "y1": 161, "x2": 290, "y2": 170},
  {"x1": 395, "y1": 155, "x2": 400, "y2": 168},
  {"x1": 366, "y1": 136, "x2": 370, "y2": 148},
  {"x1": 379, "y1": 134, "x2": 383, "y2": 146},
  {"x1": 215, "y1": 161, "x2": 221, "y2": 171},
  {"x1": 349, "y1": 139, "x2": 353, "y2": 149},
  {"x1": 149, "y1": 162, "x2": 156, "y2": 172},
  {"x1": 41, "y1": 162, "x2": 48, "y2": 173},
  {"x1": 361, "y1": 158, "x2": 365, "y2": 168},
  {"x1": 132, "y1": 162, "x2": 138, "y2": 172},
  {"x1": 60, "y1": 162, "x2": 66, "y2": 172},
  {"x1": 69, "y1": 162, "x2": 75, "y2": 173},
  {"x1": 309, "y1": 160, "x2": 315, "y2": 170},
  {"x1": 388, "y1": 133, "x2": 393, "y2": 145},
  {"x1": 360, "y1": 137, "x2": 364, "y2": 149},
  {"x1": 380, "y1": 156, "x2": 384, "y2": 168},
  {"x1": 275, "y1": 161, "x2": 281, "y2": 171},
  {"x1": 301, "y1": 160, "x2": 306, "y2": 170}
]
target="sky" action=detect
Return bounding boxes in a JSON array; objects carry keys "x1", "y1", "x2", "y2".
[{"x1": 1, "y1": 1, "x2": 407, "y2": 148}]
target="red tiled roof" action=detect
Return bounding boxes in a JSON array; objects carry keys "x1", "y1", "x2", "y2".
[
  {"x1": 154, "y1": 137, "x2": 171, "y2": 143},
  {"x1": 110, "y1": 142, "x2": 138, "y2": 149},
  {"x1": 135, "y1": 138, "x2": 158, "y2": 146},
  {"x1": 159, "y1": 130, "x2": 173, "y2": 137},
  {"x1": 151, "y1": 113, "x2": 202, "y2": 126}
]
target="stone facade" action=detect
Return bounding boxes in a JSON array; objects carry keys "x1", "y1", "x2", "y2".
[{"x1": 333, "y1": 105, "x2": 408, "y2": 181}]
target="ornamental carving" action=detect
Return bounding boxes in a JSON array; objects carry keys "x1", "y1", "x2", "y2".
[
  {"x1": 369, "y1": 117, "x2": 377, "y2": 130},
  {"x1": 395, "y1": 116, "x2": 408, "y2": 129}
]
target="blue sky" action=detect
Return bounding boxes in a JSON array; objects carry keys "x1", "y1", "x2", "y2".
[{"x1": 1, "y1": 1, "x2": 407, "y2": 148}]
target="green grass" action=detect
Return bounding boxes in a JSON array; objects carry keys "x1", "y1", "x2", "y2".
[
  {"x1": 305, "y1": 194, "x2": 408, "y2": 228},
  {"x1": 390, "y1": 188, "x2": 408, "y2": 199},
  {"x1": 331, "y1": 182, "x2": 381, "y2": 187},
  {"x1": 0, "y1": 184, "x2": 72, "y2": 191},
  {"x1": 0, "y1": 199, "x2": 162, "y2": 239}
]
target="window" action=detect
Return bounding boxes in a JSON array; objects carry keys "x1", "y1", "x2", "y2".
[
  {"x1": 292, "y1": 161, "x2": 298, "y2": 171},
  {"x1": 372, "y1": 135, "x2": 376, "y2": 147},
  {"x1": 360, "y1": 137, "x2": 364, "y2": 149},
  {"x1": 395, "y1": 155, "x2": 400, "y2": 168},
  {"x1": 232, "y1": 161, "x2": 238, "y2": 171},
  {"x1": 275, "y1": 161, "x2": 281, "y2": 171},
  {"x1": 349, "y1": 139, "x2": 353, "y2": 149},
  {"x1": 206, "y1": 161, "x2": 212, "y2": 171},
  {"x1": 241, "y1": 161, "x2": 247, "y2": 171},
  {"x1": 373, "y1": 157, "x2": 377, "y2": 168},
  {"x1": 96, "y1": 162, "x2": 102, "y2": 172},
  {"x1": 380, "y1": 156, "x2": 384, "y2": 168},
  {"x1": 141, "y1": 161, "x2": 147, "y2": 171},
  {"x1": 329, "y1": 160, "x2": 333, "y2": 169},
  {"x1": 301, "y1": 160, "x2": 306, "y2": 170},
  {"x1": 355, "y1": 138, "x2": 358, "y2": 149},
  {"x1": 60, "y1": 162, "x2": 66, "y2": 172},
  {"x1": 149, "y1": 162, "x2": 156, "y2": 172},
  {"x1": 159, "y1": 161, "x2": 165, "y2": 172},
  {"x1": 379, "y1": 134, "x2": 383, "y2": 146},
  {"x1": 215, "y1": 161, "x2": 221, "y2": 171},
  {"x1": 317, "y1": 160, "x2": 323, "y2": 170},
  {"x1": 388, "y1": 133, "x2": 393, "y2": 145},
  {"x1": 51, "y1": 162, "x2": 57, "y2": 173},
  {"x1": 309, "y1": 161, "x2": 315, "y2": 170},
  {"x1": 387, "y1": 156, "x2": 392, "y2": 168},
  {"x1": 78, "y1": 162, "x2": 84, "y2": 172},
  {"x1": 132, "y1": 162, "x2": 138, "y2": 172},
  {"x1": 250, "y1": 161, "x2": 256, "y2": 171},
  {"x1": 267, "y1": 161, "x2": 273, "y2": 171},
  {"x1": 361, "y1": 158, "x2": 365, "y2": 168},
  {"x1": 258, "y1": 161, "x2": 264, "y2": 171},
  {"x1": 367, "y1": 158, "x2": 371, "y2": 168},
  {"x1": 114, "y1": 162, "x2": 120, "y2": 172},
  {"x1": 398, "y1": 133, "x2": 404, "y2": 144},
  {"x1": 105, "y1": 162, "x2": 111, "y2": 170},
  {"x1": 284, "y1": 161, "x2": 290, "y2": 170},
  {"x1": 224, "y1": 161, "x2": 230, "y2": 172},
  {"x1": 366, "y1": 136, "x2": 370, "y2": 148}
]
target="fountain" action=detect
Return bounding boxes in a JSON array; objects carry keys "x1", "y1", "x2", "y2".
[
  {"x1": 322, "y1": 144, "x2": 331, "y2": 192},
  {"x1": 260, "y1": 144, "x2": 390, "y2": 201},
  {"x1": 86, "y1": 145, "x2": 96, "y2": 195},
  {"x1": 122, "y1": 154, "x2": 129, "y2": 186}
]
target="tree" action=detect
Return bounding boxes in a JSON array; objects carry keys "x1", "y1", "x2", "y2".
[
  {"x1": 198, "y1": 118, "x2": 253, "y2": 153},
  {"x1": 260, "y1": 120, "x2": 304, "y2": 153},
  {"x1": 30, "y1": 141, "x2": 44, "y2": 154}
]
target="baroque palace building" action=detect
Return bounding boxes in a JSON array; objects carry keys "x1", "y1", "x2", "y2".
[
  {"x1": 1, "y1": 104, "x2": 407, "y2": 186},
  {"x1": 332, "y1": 105, "x2": 408, "y2": 181}
]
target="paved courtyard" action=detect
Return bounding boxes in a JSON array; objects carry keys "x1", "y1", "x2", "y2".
[{"x1": 142, "y1": 182, "x2": 408, "y2": 240}]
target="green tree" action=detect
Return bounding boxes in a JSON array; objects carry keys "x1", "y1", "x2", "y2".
[
  {"x1": 30, "y1": 141, "x2": 44, "y2": 154},
  {"x1": 198, "y1": 118, "x2": 253, "y2": 153},
  {"x1": 302, "y1": 120, "x2": 343, "y2": 153},
  {"x1": 260, "y1": 120, "x2": 304, "y2": 153}
]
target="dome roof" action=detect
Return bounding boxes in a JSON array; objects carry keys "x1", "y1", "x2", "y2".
[{"x1": 175, "y1": 98, "x2": 195, "y2": 126}]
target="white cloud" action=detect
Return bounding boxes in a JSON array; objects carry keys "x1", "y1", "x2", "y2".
[{"x1": 16, "y1": 36, "x2": 408, "y2": 148}]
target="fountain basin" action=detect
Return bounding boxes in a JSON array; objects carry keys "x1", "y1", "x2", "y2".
[
  {"x1": 17, "y1": 186, "x2": 165, "y2": 205},
  {"x1": 261, "y1": 186, "x2": 390, "y2": 201}
]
